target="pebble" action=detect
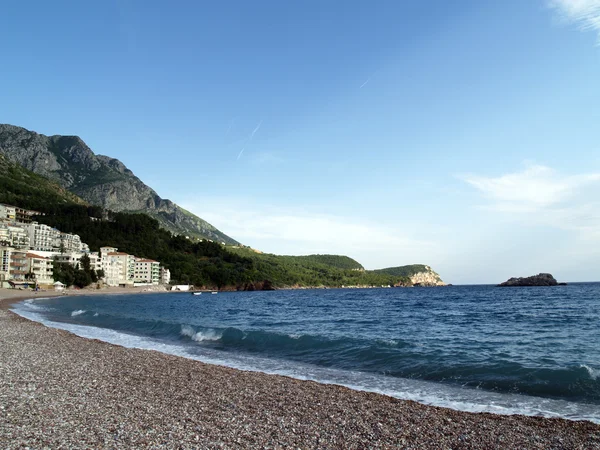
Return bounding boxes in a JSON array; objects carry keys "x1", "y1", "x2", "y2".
[{"x1": 1, "y1": 301, "x2": 600, "y2": 449}]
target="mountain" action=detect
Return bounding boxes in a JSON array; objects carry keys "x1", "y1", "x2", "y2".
[
  {"x1": 0, "y1": 124, "x2": 238, "y2": 244},
  {"x1": 0, "y1": 153, "x2": 87, "y2": 209},
  {"x1": 374, "y1": 264, "x2": 445, "y2": 286}
]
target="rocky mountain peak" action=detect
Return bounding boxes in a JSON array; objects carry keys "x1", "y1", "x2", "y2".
[{"x1": 0, "y1": 124, "x2": 238, "y2": 245}]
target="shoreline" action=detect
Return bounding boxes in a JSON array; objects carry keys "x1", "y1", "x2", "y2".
[{"x1": 1, "y1": 291, "x2": 600, "y2": 448}]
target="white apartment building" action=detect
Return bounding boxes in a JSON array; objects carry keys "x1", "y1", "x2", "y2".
[
  {"x1": 88, "y1": 252, "x2": 102, "y2": 272},
  {"x1": 54, "y1": 252, "x2": 85, "y2": 267},
  {"x1": 111, "y1": 252, "x2": 135, "y2": 286},
  {"x1": 99, "y1": 247, "x2": 134, "y2": 286},
  {"x1": 55, "y1": 232, "x2": 85, "y2": 253},
  {"x1": 0, "y1": 204, "x2": 16, "y2": 221},
  {"x1": 134, "y1": 258, "x2": 160, "y2": 285},
  {"x1": 160, "y1": 267, "x2": 171, "y2": 285},
  {"x1": 9, "y1": 250, "x2": 28, "y2": 282},
  {"x1": 100, "y1": 247, "x2": 122, "y2": 287},
  {"x1": 0, "y1": 224, "x2": 30, "y2": 249},
  {"x1": 26, "y1": 253, "x2": 54, "y2": 286},
  {"x1": 0, "y1": 246, "x2": 12, "y2": 285},
  {"x1": 24, "y1": 222, "x2": 61, "y2": 252}
]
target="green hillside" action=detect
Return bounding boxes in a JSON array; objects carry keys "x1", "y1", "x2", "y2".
[
  {"x1": 0, "y1": 157, "x2": 431, "y2": 290},
  {"x1": 0, "y1": 154, "x2": 87, "y2": 209},
  {"x1": 296, "y1": 254, "x2": 363, "y2": 270},
  {"x1": 373, "y1": 264, "x2": 431, "y2": 277},
  {"x1": 228, "y1": 248, "x2": 409, "y2": 288}
]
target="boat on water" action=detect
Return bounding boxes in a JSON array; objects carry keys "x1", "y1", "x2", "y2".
[
  {"x1": 211, "y1": 291, "x2": 218, "y2": 295},
  {"x1": 192, "y1": 292, "x2": 202, "y2": 296}
]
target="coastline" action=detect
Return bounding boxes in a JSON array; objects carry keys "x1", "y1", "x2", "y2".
[{"x1": 1, "y1": 291, "x2": 599, "y2": 448}]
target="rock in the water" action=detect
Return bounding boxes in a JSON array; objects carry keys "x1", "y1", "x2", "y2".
[{"x1": 498, "y1": 273, "x2": 560, "y2": 287}]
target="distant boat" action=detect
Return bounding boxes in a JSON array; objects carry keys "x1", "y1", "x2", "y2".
[
  {"x1": 211, "y1": 291, "x2": 218, "y2": 295},
  {"x1": 192, "y1": 292, "x2": 202, "y2": 296}
]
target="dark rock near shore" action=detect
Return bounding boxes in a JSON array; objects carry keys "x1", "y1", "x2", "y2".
[
  {"x1": 498, "y1": 273, "x2": 560, "y2": 287},
  {"x1": 236, "y1": 280, "x2": 276, "y2": 291}
]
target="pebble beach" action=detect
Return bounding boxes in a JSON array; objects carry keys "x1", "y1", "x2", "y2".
[{"x1": 1, "y1": 289, "x2": 600, "y2": 449}]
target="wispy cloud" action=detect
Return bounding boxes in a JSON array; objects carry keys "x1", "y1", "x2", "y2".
[
  {"x1": 180, "y1": 200, "x2": 440, "y2": 269},
  {"x1": 236, "y1": 120, "x2": 263, "y2": 161},
  {"x1": 550, "y1": 0, "x2": 600, "y2": 42},
  {"x1": 461, "y1": 164, "x2": 600, "y2": 237},
  {"x1": 251, "y1": 120, "x2": 262, "y2": 137}
]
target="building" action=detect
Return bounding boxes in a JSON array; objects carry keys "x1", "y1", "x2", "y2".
[
  {"x1": 110, "y1": 252, "x2": 135, "y2": 286},
  {"x1": 24, "y1": 222, "x2": 61, "y2": 252},
  {"x1": 0, "y1": 204, "x2": 39, "y2": 224},
  {"x1": 100, "y1": 247, "x2": 122, "y2": 287},
  {"x1": 134, "y1": 258, "x2": 160, "y2": 285},
  {"x1": 160, "y1": 267, "x2": 171, "y2": 285},
  {"x1": 0, "y1": 224, "x2": 30, "y2": 249},
  {"x1": 14, "y1": 206, "x2": 39, "y2": 224},
  {"x1": 0, "y1": 245, "x2": 12, "y2": 287},
  {"x1": 88, "y1": 252, "x2": 102, "y2": 272},
  {"x1": 9, "y1": 250, "x2": 28, "y2": 282},
  {"x1": 54, "y1": 252, "x2": 85, "y2": 267},
  {"x1": 99, "y1": 247, "x2": 134, "y2": 286},
  {"x1": 55, "y1": 232, "x2": 85, "y2": 253},
  {"x1": 0, "y1": 204, "x2": 16, "y2": 221},
  {"x1": 26, "y1": 253, "x2": 54, "y2": 287}
]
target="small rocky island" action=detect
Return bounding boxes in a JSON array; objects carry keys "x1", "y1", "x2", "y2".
[{"x1": 498, "y1": 273, "x2": 566, "y2": 287}]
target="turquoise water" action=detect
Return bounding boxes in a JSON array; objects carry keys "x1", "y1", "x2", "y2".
[{"x1": 13, "y1": 284, "x2": 600, "y2": 422}]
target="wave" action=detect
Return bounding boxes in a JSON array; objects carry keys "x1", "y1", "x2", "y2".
[
  {"x1": 12, "y1": 299, "x2": 600, "y2": 406},
  {"x1": 9, "y1": 304, "x2": 600, "y2": 423},
  {"x1": 19, "y1": 298, "x2": 52, "y2": 312},
  {"x1": 581, "y1": 364, "x2": 600, "y2": 380},
  {"x1": 180, "y1": 325, "x2": 222, "y2": 342}
]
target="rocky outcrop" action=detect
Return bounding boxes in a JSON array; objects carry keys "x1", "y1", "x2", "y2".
[
  {"x1": 498, "y1": 273, "x2": 562, "y2": 287},
  {"x1": 0, "y1": 124, "x2": 238, "y2": 244},
  {"x1": 410, "y1": 266, "x2": 445, "y2": 287}
]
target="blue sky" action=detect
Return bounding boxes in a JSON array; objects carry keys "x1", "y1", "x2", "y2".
[{"x1": 2, "y1": 0, "x2": 600, "y2": 283}]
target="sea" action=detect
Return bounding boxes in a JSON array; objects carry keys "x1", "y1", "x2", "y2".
[{"x1": 11, "y1": 283, "x2": 600, "y2": 423}]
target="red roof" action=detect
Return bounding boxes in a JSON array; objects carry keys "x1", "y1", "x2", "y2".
[{"x1": 26, "y1": 253, "x2": 50, "y2": 259}]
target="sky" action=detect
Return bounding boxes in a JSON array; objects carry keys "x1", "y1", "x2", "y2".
[{"x1": 1, "y1": 0, "x2": 600, "y2": 284}]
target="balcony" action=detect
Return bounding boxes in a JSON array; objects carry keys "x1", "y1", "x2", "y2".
[{"x1": 10, "y1": 270, "x2": 27, "y2": 275}]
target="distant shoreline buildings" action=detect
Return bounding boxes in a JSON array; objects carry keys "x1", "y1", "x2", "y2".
[{"x1": 0, "y1": 203, "x2": 170, "y2": 289}]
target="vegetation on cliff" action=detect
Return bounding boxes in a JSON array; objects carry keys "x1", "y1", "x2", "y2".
[
  {"x1": 374, "y1": 264, "x2": 433, "y2": 278},
  {"x1": 0, "y1": 154, "x2": 87, "y2": 209},
  {"x1": 1, "y1": 155, "x2": 440, "y2": 290},
  {"x1": 29, "y1": 205, "x2": 412, "y2": 289},
  {"x1": 0, "y1": 124, "x2": 237, "y2": 244},
  {"x1": 228, "y1": 248, "x2": 410, "y2": 287}
]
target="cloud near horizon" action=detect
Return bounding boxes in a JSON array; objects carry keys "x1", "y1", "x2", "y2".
[
  {"x1": 462, "y1": 164, "x2": 600, "y2": 238},
  {"x1": 550, "y1": 0, "x2": 600, "y2": 42},
  {"x1": 181, "y1": 200, "x2": 440, "y2": 269}
]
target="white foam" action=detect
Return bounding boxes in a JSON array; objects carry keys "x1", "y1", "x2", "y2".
[
  {"x1": 581, "y1": 364, "x2": 600, "y2": 380},
  {"x1": 18, "y1": 298, "x2": 51, "y2": 312},
  {"x1": 180, "y1": 325, "x2": 222, "y2": 342},
  {"x1": 10, "y1": 303, "x2": 600, "y2": 424},
  {"x1": 71, "y1": 310, "x2": 86, "y2": 317}
]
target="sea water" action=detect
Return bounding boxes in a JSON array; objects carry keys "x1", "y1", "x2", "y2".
[{"x1": 12, "y1": 284, "x2": 600, "y2": 423}]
